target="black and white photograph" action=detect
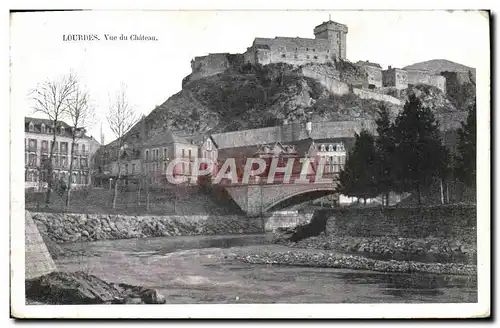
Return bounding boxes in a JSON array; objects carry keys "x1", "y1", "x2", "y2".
[{"x1": 9, "y1": 7, "x2": 490, "y2": 319}]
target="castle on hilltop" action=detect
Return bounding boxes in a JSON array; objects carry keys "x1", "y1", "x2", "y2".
[{"x1": 187, "y1": 19, "x2": 447, "y2": 94}]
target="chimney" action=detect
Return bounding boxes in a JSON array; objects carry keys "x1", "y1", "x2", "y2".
[
  {"x1": 388, "y1": 65, "x2": 392, "y2": 70},
  {"x1": 100, "y1": 123, "x2": 104, "y2": 145}
]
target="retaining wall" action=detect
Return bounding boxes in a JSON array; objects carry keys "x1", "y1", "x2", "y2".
[
  {"x1": 324, "y1": 205, "x2": 477, "y2": 242},
  {"x1": 31, "y1": 212, "x2": 265, "y2": 243}
]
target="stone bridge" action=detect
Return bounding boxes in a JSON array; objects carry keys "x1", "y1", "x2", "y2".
[{"x1": 224, "y1": 181, "x2": 339, "y2": 217}]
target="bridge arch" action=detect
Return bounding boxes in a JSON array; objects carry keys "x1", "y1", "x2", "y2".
[{"x1": 264, "y1": 186, "x2": 337, "y2": 213}]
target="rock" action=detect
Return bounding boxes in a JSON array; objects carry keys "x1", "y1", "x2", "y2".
[
  {"x1": 25, "y1": 271, "x2": 123, "y2": 304},
  {"x1": 26, "y1": 271, "x2": 167, "y2": 305}
]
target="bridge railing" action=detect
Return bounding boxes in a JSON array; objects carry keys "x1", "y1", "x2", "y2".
[{"x1": 214, "y1": 172, "x2": 339, "y2": 186}]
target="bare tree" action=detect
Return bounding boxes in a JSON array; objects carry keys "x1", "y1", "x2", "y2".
[
  {"x1": 29, "y1": 73, "x2": 78, "y2": 205},
  {"x1": 65, "y1": 85, "x2": 96, "y2": 207},
  {"x1": 106, "y1": 84, "x2": 140, "y2": 209}
]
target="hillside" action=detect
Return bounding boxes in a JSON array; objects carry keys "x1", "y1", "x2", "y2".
[
  {"x1": 102, "y1": 61, "x2": 473, "y2": 157},
  {"x1": 404, "y1": 59, "x2": 476, "y2": 80}
]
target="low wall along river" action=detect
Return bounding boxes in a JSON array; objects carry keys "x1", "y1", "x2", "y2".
[{"x1": 30, "y1": 204, "x2": 476, "y2": 244}]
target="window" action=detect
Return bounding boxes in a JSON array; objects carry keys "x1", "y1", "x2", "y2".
[
  {"x1": 163, "y1": 148, "x2": 167, "y2": 160},
  {"x1": 145, "y1": 150, "x2": 149, "y2": 161},
  {"x1": 306, "y1": 55, "x2": 310, "y2": 59},
  {"x1": 182, "y1": 149, "x2": 185, "y2": 158},
  {"x1": 41, "y1": 140, "x2": 48, "y2": 152},
  {"x1": 313, "y1": 48, "x2": 315, "y2": 52},
  {"x1": 73, "y1": 143, "x2": 79, "y2": 153},
  {"x1": 313, "y1": 56, "x2": 318, "y2": 60},
  {"x1": 60, "y1": 142, "x2": 68, "y2": 154},
  {"x1": 40, "y1": 124, "x2": 46, "y2": 133},
  {"x1": 132, "y1": 163, "x2": 136, "y2": 173},
  {"x1": 28, "y1": 122, "x2": 34, "y2": 132},
  {"x1": 281, "y1": 54, "x2": 286, "y2": 58},
  {"x1": 82, "y1": 144, "x2": 86, "y2": 153},
  {"x1": 206, "y1": 139, "x2": 212, "y2": 151},
  {"x1": 29, "y1": 139, "x2": 36, "y2": 151},
  {"x1": 306, "y1": 48, "x2": 309, "y2": 51},
  {"x1": 328, "y1": 145, "x2": 334, "y2": 152},
  {"x1": 188, "y1": 149, "x2": 192, "y2": 159},
  {"x1": 72, "y1": 173, "x2": 77, "y2": 184},
  {"x1": 60, "y1": 127, "x2": 65, "y2": 135},
  {"x1": 163, "y1": 162, "x2": 167, "y2": 173},
  {"x1": 320, "y1": 145, "x2": 326, "y2": 152}
]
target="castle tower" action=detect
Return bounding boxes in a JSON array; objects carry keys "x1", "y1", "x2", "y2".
[{"x1": 313, "y1": 19, "x2": 348, "y2": 60}]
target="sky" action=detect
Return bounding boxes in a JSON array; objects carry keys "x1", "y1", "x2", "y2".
[{"x1": 10, "y1": 10, "x2": 489, "y2": 144}]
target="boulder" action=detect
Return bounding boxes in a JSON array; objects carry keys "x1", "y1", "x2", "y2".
[{"x1": 25, "y1": 271, "x2": 166, "y2": 304}]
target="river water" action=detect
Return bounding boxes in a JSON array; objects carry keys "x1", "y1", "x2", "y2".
[{"x1": 55, "y1": 234, "x2": 477, "y2": 304}]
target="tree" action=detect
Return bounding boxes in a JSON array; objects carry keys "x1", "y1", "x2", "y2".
[
  {"x1": 338, "y1": 130, "x2": 379, "y2": 204},
  {"x1": 375, "y1": 104, "x2": 395, "y2": 207},
  {"x1": 65, "y1": 84, "x2": 95, "y2": 207},
  {"x1": 455, "y1": 100, "x2": 477, "y2": 188},
  {"x1": 392, "y1": 94, "x2": 447, "y2": 204},
  {"x1": 106, "y1": 84, "x2": 140, "y2": 209},
  {"x1": 29, "y1": 73, "x2": 78, "y2": 205}
]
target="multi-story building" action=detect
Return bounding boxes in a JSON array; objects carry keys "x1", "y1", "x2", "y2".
[
  {"x1": 25, "y1": 117, "x2": 100, "y2": 191},
  {"x1": 94, "y1": 122, "x2": 218, "y2": 189},
  {"x1": 357, "y1": 61, "x2": 383, "y2": 89}
]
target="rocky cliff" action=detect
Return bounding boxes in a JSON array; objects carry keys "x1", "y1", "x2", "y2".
[{"x1": 106, "y1": 60, "x2": 475, "y2": 152}]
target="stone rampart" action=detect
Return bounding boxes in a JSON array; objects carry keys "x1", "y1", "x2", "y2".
[
  {"x1": 301, "y1": 66, "x2": 349, "y2": 96},
  {"x1": 352, "y1": 88, "x2": 402, "y2": 105}
]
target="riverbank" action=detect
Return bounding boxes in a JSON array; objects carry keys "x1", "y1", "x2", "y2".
[{"x1": 273, "y1": 234, "x2": 476, "y2": 264}]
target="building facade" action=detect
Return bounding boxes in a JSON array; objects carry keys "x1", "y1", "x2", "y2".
[
  {"x1": 382, "y1": 66, "x2": 409, "y2": 90},
  {"x1": 94, "y1": 124, "x2": 218, "y2": 189},
  {"x1": 25, "y1": 117, "x2": 100, "y2": 191}
]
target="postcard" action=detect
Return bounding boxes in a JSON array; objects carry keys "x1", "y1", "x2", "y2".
[{"x1": 10, "y1": 8, "x2": 490, "y2": 319}]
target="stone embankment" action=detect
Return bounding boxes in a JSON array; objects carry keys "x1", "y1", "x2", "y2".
[
  {"x1": 31, "y1": 212, "x2": 264, "y2": 244},
  {"x1": 227, "y1": 249, "x2": 476, "y2": 276},
  {"x1": 228, "y1": 205, "x2": 478, "y2": 275},
  {"x1": 273, "y1": 235, "x2": 476, "y2": 264}
]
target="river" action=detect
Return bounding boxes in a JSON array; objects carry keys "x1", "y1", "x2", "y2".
[{"x1": 55, "y1": 234, "x2": 477, "y2": 304}]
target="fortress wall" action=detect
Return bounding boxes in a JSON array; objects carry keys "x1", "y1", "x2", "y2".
[
  {"x1": 407, "y1": 69, "x2": 432, "y2": 85},
  {"x1": 352, "y1": 88, "x2": 402, "y2": 106},
  {"x1": 301, "y1": 66, "x2": 349, "y2": 96}
]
